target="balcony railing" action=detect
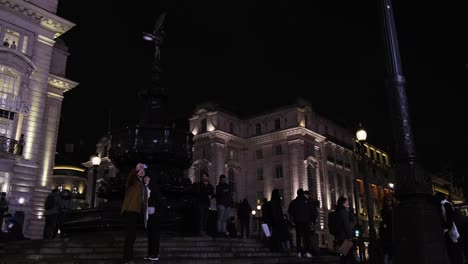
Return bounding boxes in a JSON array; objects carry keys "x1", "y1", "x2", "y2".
[{"x1": 0, "y1": 135, "x2": 23, "y2": 156}]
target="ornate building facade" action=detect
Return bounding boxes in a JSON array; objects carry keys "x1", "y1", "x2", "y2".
[
  {"x1": 0, "y1": 0, "x2": 76, "y2": 238},
  {"x1": 188, "y1": 99, "x2": 394, "y2": 248}
]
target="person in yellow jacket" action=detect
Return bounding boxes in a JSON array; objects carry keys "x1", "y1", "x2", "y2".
[{"x1": 121, "y1": 163, "x2": 149, "y2": 264}]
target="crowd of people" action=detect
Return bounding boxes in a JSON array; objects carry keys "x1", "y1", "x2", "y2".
[{"x1": 4, "y1": 163, "x2": 468, "y2": 264}]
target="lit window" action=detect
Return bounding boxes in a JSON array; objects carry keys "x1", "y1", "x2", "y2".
[
  {"x1": 21, "y1": 35, "x2": 28, "y2": 54},
  {"x1": 3, "y1": 29, "x2": 19, "y2": 50}
]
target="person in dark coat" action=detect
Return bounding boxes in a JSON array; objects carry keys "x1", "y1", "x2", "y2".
[
  {"x1": 194, "y1": 172, "x2": 214, "y2": 236},
  {"x1": 267, "y1": 189, "x2": 290, "y2": 251},
  {"x1": 237, "y1": 198, "x2": 252, "y2": 239},
  {"x1": 43, "y1": 188, "x2": 63, "y2": 239},
  {"x1": 288, "y1": 188, "x2": 313, "y2": 258},
  {"x1": 435, "y1": 192, "x2": 464, "y2": 264},
  {"x1": 334, "y1": 196, "x2": 356, "y2": 264},
  {"x1": 215, "y1": 174, "x2": 232, "y2": 236},
  {"x1": 144, "y1": 175, "x2": 162, "y2": 261}
]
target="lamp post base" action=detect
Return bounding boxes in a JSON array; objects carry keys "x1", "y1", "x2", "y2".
[{"x1": 393, "y1": 194, "x2": 449, "y2": 264}]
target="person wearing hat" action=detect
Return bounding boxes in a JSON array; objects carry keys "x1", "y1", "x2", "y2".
[{"x1": 121, "y1": 163, "x2": 149, "y2": 264}]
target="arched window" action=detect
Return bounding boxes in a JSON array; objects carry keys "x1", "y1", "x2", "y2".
[{"x1": 307, "y1": 164, "x2": 317, "y2": 198}]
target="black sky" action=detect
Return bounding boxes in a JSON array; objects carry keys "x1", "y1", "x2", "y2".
[{"x1": 56, "y1": 1, "x2": 468, "y2": 177}]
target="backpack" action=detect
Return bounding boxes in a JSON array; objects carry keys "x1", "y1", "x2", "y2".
[
  {"x1": 44, "y1": 195, "x2": 55, "y2": 210},
  {"x1": 328, "y1": 210, "x2": 337, "y2": 235}
]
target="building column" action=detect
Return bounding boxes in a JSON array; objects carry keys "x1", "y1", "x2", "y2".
[
  {"x1": 211, "y1": 142, "x2": 226, "y2": 185},
  {"x1": 287, "y1": 139, "x2": 304, "y2": 202}
]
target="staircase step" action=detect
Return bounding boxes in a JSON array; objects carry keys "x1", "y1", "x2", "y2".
[{"x1": 0, "y1": 230, "x2": 340, "y2": 264}]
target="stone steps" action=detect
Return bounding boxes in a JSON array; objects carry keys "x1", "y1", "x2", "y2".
[{"x1": 0, "y1": 230, "x2": 340, "y2": 264}]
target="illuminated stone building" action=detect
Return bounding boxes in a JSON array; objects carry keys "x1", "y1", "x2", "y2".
[
  {"x1": 188, "y1": 99, "x2": 394, "y2": 248},
  {"x1": 0, "y1": 0, "x2": 76, "y2": 238}
]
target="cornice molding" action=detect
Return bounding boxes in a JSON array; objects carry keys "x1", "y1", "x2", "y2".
[
  {"x1": 194, "y1": 130, "x2": 243, "y2": 143},
  {"x1": 0, "y1": 0, "x2": 76, "y2": 38},
  {"x1": 48, "y1": 74, "x2": 78, "y2": 92},
  {"x1": 194, "y1": 127, "x2": 327, "y2": 146},
  {"x1": 248, "y1": 127, "x2": 326, "y2": 145}
]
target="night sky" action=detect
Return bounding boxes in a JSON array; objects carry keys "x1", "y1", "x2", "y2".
[{"x1": 56, "y1": 1, "x2": 468, "y2": 179}]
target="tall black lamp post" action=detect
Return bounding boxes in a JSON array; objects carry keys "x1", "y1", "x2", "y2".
[
  {"x1": 90, "y1": 155, "x2": 101, "y2": 208},
  {"x1": 355, "y1": 124, "x2": 377, "y2": 264},
  {"x1": 378, "y1": 0, "x2": 449, "y2": 263}
]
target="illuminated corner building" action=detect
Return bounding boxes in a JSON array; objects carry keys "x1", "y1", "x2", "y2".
[
  {"x1": 188, "y1": 98, "x2": 393, "y2": 250},
  {"x1": 0, "y1": 0, "x2": 77, "y2": 238},
  {"x1": 352, "y1": 140, "x2": 395, "y2": 239}
]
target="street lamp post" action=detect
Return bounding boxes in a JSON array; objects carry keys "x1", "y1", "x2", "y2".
[
  {"x1": 352, "y1": 177, "x2": 364, "y2": 262},
  {"x1": 378, "y1": 0, "x2": 449, "y2": 263},
  {"x1": 90, "y1": 155, "x2": 101, "y2": 208},
  {"x1": 355, "y1": 124, "x2": 377, "y2": 264}
]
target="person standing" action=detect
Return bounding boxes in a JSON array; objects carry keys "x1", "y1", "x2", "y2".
[
  {"x1": 57, "y1": 189, "x2": 73, "y2": 238},
  {"x1": 121, "y1": 163, "x2": 149, "y2": 264},
  {"x1": 435, "y1": 192, "x2": 463, "y2": 264},
  {"x1": 215, "y1": 174, "x2": 232, "y2": 237},
  {"x1": 288, "y1": 188, "x2": 313, "y2": 258},
  {"x1": 380, "y1": 194, "x2": 395, "y2": 264},
  {"x1": 237, "y1": 198, "x2": 252, "y2": 239},
  {"x1": 43, "y1": 189, "x2": 62, "y2": 239},
  {"x1": 334, "y1": 196, "x2": 356, "y2": 264},
  {"x1": 267, "y1": 189, "x2": 290, "y2": 251},
  {"x1": 194, "y1": 172, "x2": 214, "y2": 236},
  {"x1": 144, "y1": 175, "x2": 161, "y2": 261}
]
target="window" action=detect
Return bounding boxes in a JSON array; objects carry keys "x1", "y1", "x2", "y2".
[
  {"x1": 256, "y1": 149, "x2": 263, "y2": 159},
  {"x1": 3, "y1": 28, "x2": 19, "y2": 50},
  {"x1": 0, "y1": 109, "x2": 14, "y2": 120},
  {"x1": 274, "y1": 145, "x2": 282, "y2": 155},
  {"x1": 201, "y1": 147, "x2": 207, "y2": 159},
  {"x1": 228, "y1": 168, "x2": 236, "y2": 201},
  {"x1": 256, "y1": 168, "x2": 264, "y2": 181},
  {"x1": 255, "y1": 123, "x2": 262, "y2": 135},
  {"x1": 274, "y1": 118, "x2": 281, "y2": 130},
  {"x1": 21, "y1": 35, "x2": 28, "y2": 54},
  {"x1": 229, "y1": 149, "x2": 238, "y2": 161},
  {"x1": 201, "y1": 119, "x2": 207, "y2": 133},
  {"x1": 274, "y1": 165, "x2": 283, "y2": 179},
  {"x1": 337, "y1": 173, "x2": 343, "y2": 187},
  {"x1": 328, "y1": 171, "x2": 334, "y2": 186},
  {"x1": 229, "y1": 122, "x2": 234, "y2": 134},
  {"x1": 0, "y1": 65, "x2": 21, "y2": 96}
]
